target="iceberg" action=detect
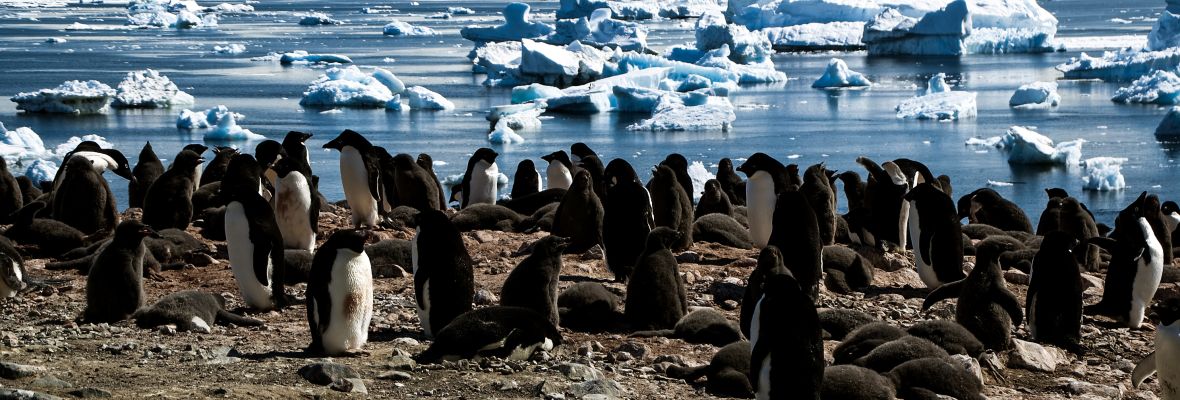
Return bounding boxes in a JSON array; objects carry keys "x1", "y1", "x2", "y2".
[
  {"x1": 1111, "y1": 70, "x2": 1180, "y2": 105},
  {"x1": 997, "y1": 126, "x2": 1084, "y2": 165},
  {"x1": 126, "y1": 0, "x2": 218, "y2": 29},
  {"x1": 695, "y1": 11, "x2": 774, "y2": 64},
  {"x1": 385, "y1": 94, "x2": 409, "y2": 111},
  {"x1": 460, "y1": 3, "x2": 553, "y2": 43},
  {"x1": 1057, "y1": 48, "x2": 1180, "y2": 82},
  {"x1": 558, "y1": 0, "x2": 658, "y2": 20},
  {"x1": 24, "y1": 160, "x2": 57, "y2": 185},
  {"x1": 1149, "y1": 3, "x2": 1180, "y2": 51},
  {"x1": 1156, "y1": 106, "x2": 1180, "y2": 140},
  {"x1": 529, "y1": 68, "x2": 671, "y2": 113},
  {"x1": 864, "y1": 1, "x2": 971, "y2": 56},
  {"x1": 895, "y1": 73, "x2": 976, "y2": 120},
  {"x1": 1081, "y1": 157, "x2": 1127, "y2": 191},
  {"x1": 299, "y1": 13, "x2": 342, "y2": 26},
  {"x1": 487, "y1": 103, "x2": 544, "y2": 144},
  {"x1": 176, "y1": 105, "x2": 262, "y2": 141},
  {"x1": 111, "y1": 69, "x2": 195, "y2": 109},
  {"x1": 687, "y1": 160, "x2": 715, "y2": 201},
  {"x1": 0, "y1": 124, "x2": 51, "y2": 165},
  {"x1": 546, "y1": 9, "x2": 648, "y2": 52},
  {"x1": 516, "y1": 39, "x2": 613, "y2": 87},
  {"x1": 963, "y1": 27, "x2": 1058, "y2": 54},
  {"x1": 693, "y1": 45, "x2": 786, "y2": 83},
  {"x1": 404, "y1": 86, "x2": 454, "y2": 110},
  {"x1": 511, "y1": 83, "x2": 564, "y2": 104},
  {"x1": 11, "y1": 80, "x2": 114, "y2": 114},
  {"x1": 764, "y1": 22, "x2": 866, "y2": 51},
  {"x1": 448, "y1": 7, "x2": 476, "y2": 15},
  {"x1": 299, "y1": 66, "x2": 397, "y2": 108},
  {"x1": 811, "y1": 58, "x2": 872, "y2": 89},
  {"x1": 469, "y1": 41, "x2": 522, "y2": 76},
  {"x1": 212, "y1": 43, "x2": 245, "y2": 54},
  {"x1": 627, "y1": 96, "x2": 735, "y2": 131},
  {"x1": 383, "y1": 19, "x2": 437, "y2": 36},
  {"x1": 279, "y1": 50, "x2": 352, "y2": 65},
  {"x1": 1009, "y1": 81, "x2": 1060, "y2": 108}
]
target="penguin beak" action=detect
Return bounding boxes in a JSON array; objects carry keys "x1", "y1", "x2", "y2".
[{"x1": 140, "y1": 226, "x2": 162, "y2": 238}]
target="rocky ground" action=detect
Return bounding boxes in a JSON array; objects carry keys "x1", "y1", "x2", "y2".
[{"x1": 0, "y1": 206, "x2": 1176, "y2": 399}]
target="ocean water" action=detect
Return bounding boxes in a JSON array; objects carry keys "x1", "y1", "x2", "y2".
[{"x1": 0, "y1": 0, "x2": 1175, "y2": 225}]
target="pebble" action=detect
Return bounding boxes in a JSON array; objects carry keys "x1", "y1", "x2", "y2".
[
  {"x1": 474, "y1": 289, "x2": 499, "y2": 305},
  {"x1": 377, "y1": 371, "x2": 412, "y2": 381},
  {"x1": 298, "y1": 362, "x2": 360, "y2": 386}
]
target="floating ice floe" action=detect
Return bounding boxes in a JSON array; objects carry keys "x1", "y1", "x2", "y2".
[
  {"x1": 176, "y1": 105, "x2": 263, "y2": 141},
  {"x1": 45, "y1": 37, "x2": 67, "y2": 44},
  {"x1": 687, "y1": 160, "x2": 715, "y2": 201},
  {"x1": 1149, "y1": 1, "x2": 1180, "y2": 51},
  {"x1": 487, "y1": 103, "x2": 544, "y2": 144},
  {"x1": 53, "y1": 134, "x2": 113, "y2": 159},
  {"x1": 547, "y1": 8, "x2": 648, "y2": 52},
  {"x1": 300, "y1": 66, "x2": 399, "y2": 108},
  {"x1": 1057, "y1": 48, "x2": 1180, "y2": 82},
  {"x1": 460, "y1": 3, "x2": 553, "y2": 43},
  {"x1": 763, "y1": 22, "x2": 865, "y2": 51},
  {"x1": 560, "y1": 0, "x2": 722, "y2": 20},
  {"x1": 1111, "y1": 70, "x2": 1180, "y2": 105},
  {"x1": 1081, "y1": 157, "x2": 1126, "y2": 191},
  {"x1": 25, "y1": 160, "x2": 57, "y2": 185},
  {"x1": 895, "y1": 73, "x2": 976, "y2": 120},
  {"x1": 1009, "y1": 81, "x2": 1059, "y2": 108},
  {"x1": 515, "y1": 68, "x2": 668, "y2": 113},
  {"x1": 212, "y1": 43, "x2": 245, "y2": 54},
  {"x1": 0, "y1": 123, "x2": 51, "y2": 166},
  {"x1": 812, "y1": 58, "x2": 871, "y2": 89},
  {"x1": 967, "y1": 126, "x2": 1083, "y2": 166},
  {"x1": 111, "y1": 69, "x2": 194, "y2": 109},
  {"x1": 11, "y1": 80, "x2": 114, "y2": 114},
  {"x1": 864, "y1": 1, "x2": 970, "y2": 56},
  {"x1": 404, "y1": 86, "x2": 454, "y2": 110},
  {"x1": 384, "y1": 19, "x2": 437, "y2": 36},
  {"x1": 1156, "y1": 106, "x2": 1180, "y2": 139},
  {"x1": 627, "y1": 95, "x2": 735, "y2": 131},
  {"x1": 126, "y1": 0, "x2": 218, "y2": 29},
  {"x1": 299, "y1": 13, "x2": 342, "y2": 26},
  {"x1": 448, "y1": 7, "x2": 476, "y2": 15},
  {"x1": 693, "y1": 11, "x2": 774, "y2": 65},
  {"x1": 278, "y1": 50, "x2": 352, "y2": 65}
]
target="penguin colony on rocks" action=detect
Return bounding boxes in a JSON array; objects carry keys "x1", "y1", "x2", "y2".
[{"x1": 4, "y1": 131, "x2": 1180, "y2": 399}]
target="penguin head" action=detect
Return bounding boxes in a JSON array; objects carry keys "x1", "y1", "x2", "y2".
[
  {"x1": 902, "y1": 182, "x2": 946, "y2": 204},
  {"x1": 975, "y1": 235, "x2": 1023, "y2": 262},
  {"x1": 570, "y1": 142, "x2": 596, "y2": 161},
  {"x1": 702, "y1": 179, "x2": 722, "y2": 200},
  {"x1": 1043, "y1": 197, "x2": 1063, "y2": 211},
  {"x1": 254, "y1": 140, "x2": 285, "y2": 168},
  {"x1": 936, "y1": 175, "x2": 953, "y2": 197},
  {"x1": 735, "y1": 153, "x2": 781, "y2": 178},
  {"x1": 99, "y1": 149, "x2": 135, "y2": 182},
  {"x1": 659, "y1": 154, "x2": 688, "y2": 172},
  {"x1": 324, "y1": 229, "x2": 373, "y2": 254},
  {"x1": 651, "y1": 164, "x2": 675, "y2": 183},
  {"x1": 283, "y1": 131, "x2": 313, "y2": 146},
  {"x1": 1045, "y1": 188, "x2": 1069, "y2": 199},
  {"x1": 756, "y1": 245, "x2": 786, "y2": 273},
  {"x1": 322, "y1": 129, "x2": 371, "y2": 151},
  {"x1": 472, "y1": 148, "x2": 499, "y2": 165},
  {"x1": 1151, "y1": 298, "x2": 1180, "y2": 326},
  {"x1": 577, "y1": 155, "x2": 604, "y2": 176},
  {"x1": 0, "y1": 252, "x2": 24, "y2": 294},
  {"x1": 223, "y1": 154, "x2": 263, "y2": 197},
  {"x1": 1162, "y1": 200, "x2": 1179, "y2": 216},
  {"x1": 1060, "y1": 197, "x2": 1084, "y2": 213},
  {"x1": 718, "y1": 158, "x2": 733, "y2": 172},
  {"x1": 172, "y1": 150, "x2": 205, "y2": 171},
  {"x1": 802, "y1": 163, "x2": 829, "y2": 185},
  {"x1": 571, "y1": 170, "x2": 593, "y2": 192},
  {"x1": 392, "y1": 153, "x2": 418, "y2": 171},
  {"x1": 416, "y1": 153, "x2": 435, "y2": 171},
  {"x1": 541, "y1": 150, "x2": 570, "y2": 168},
  {"x1": 603, "y1": 158, "x2": 637, "y2": 186},
  {"x1": 117, "y1": 220, "x2": 162, "y2": 240},
  {"x1": 837, "y1": 170, "x2": 862, "y2": 185},
  {"x1": 646, "y1": 227, "x2": 682, "y2": 251},
  {"x1": 182, "y1": 144, "x2": 209, "y2": 156},
  {"x1": 533, "y1": 235, "x2": 571, "y2": 256},
  {"x1": 271, "y1": 157, "x2": 297, "y2": 178},
  {"x1": 1040, "y1": 231, "x2": 1079, "y2": 255},
  {"x1": 212, "y1": 146, "x2": 240, "y2": 159}
]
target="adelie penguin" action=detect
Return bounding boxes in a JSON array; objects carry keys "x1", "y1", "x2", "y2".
[
  {"x1": 658, "y1": 153, "x2": 694, "y2": 206},
  {"x1": 306, "y1": 230, "x2": 374, "y2": 356},
  {"x1": 857, "y1": 156, "x2": 909, "y2": 250},
  {"x1": 737, "y1": 153, "x2": 790, "y2": 248},
  {"x1": 716, "y1": 158, "x2": 745, "y2": 206},
  {"x1": 626, "y1": 227, "x2": 687, "y2": 331},
  {"x1": 1132, "y1": 298, "x2": 1180, "y2": 399},
  {"x1": 695, "y1": 179, "x2": 734, "y2": 219},
  {"x1": 224, "y1": 154, "x2": 288, "y2": 311},
  {"x1": 199, "y1": 146, "x2": 238, "y2": 187},
  {"x1": 511, "y1": 159, "x2": 542, "y2": 199},
  {"x1": 84, "y1": 220, "x2": 160, "y2": 323},
  {"x1": 801, "y1": 163, "x2": 837, "y2": 246},
  {"x1": 167, "y1": 144, "x2": 208, "y2": 193},
  {"x1": 749, "y1": 260, "x2": 824, "y2": 399},
  {"x1": 129, "y1": 142, "x2": 163, "y2": 209},
  {"x1": 52, "y1": 155, "x2": 120, "y2": 235},
  {"x1": 1026, "y1": 231, "x2": 1084, "y2": 353},
  {"x1": 602, "y1": 158, "x2": 652, "y2": 282},
  {"x1": 412, "y1": 209, "x2": 475, "y2": 337},
  {"x1": 415, "y1": 306, "x2": 561, "y2": 363},
  {"x1": 767, "y1": 190, "x2": 823, "y2": 303},
  {"x1": 417, "y1": 153, "x2": 447, "y2": 210},
  {"x1": 923, "y1": 237, "x2": 1024, "y2": 350},
  {"x1": 323, "y1": 130, "x2": 383, "y2": 228},
  {"x1": 541, "y1": 150, "x2": 574, "y2": 190},
  {"x1": 390, "y1": 153, "x2": 441, "y2": 212},
  {"x1": 53, "y1": 141, "x2": 135, "y2": 189},
  {"x1": 281, "y1": 131, "x2": 314, "y2": 175},
  {"x1": 904, "y1": 182, "x2": 965, "y2": 288},
  {"x1": 460, "y1": 148, "x2": 499, "y2": 209},
  {"x1": 500, "y1": 235, "x2": 568, "y2": 327},
  {"x1": 0, "y1": 251, "x2": 25, "y2": 299},
  {"x1": 648, "y1": 165, "x2": 693, "y2": 251},
  {"x1": 1087, "y1": 192, "x2": 1165, "y2": 328},
  {"x1": 133, "y1": 290, "x2": 263, "y2": 333},
  {"x1": 141, "y1": 149, "x2": 204, "y2": 231},
  {"x1": 551, "y1": 170, "x2": 604, "y2": 254},
  {"x1": 273, "y1": 157, "x2": 317, "y2": 251},
  {"x1": 959, "y1": 188, "x2": 1033, "y2": 233}
]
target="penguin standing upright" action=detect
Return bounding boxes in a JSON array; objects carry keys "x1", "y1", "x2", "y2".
[
  {"x1": 659, "y1": 154, "x2": 694, "y2": 206},
  {"x1": 52, "y1": 155, "x2": 120, "y2": 235},
  {"x1": 602, "y1": 159, "x2": 652, "y2": 282},
  {"x1": 737, "y1": 153, "x2": 790, "y2": 248},
  {"x1": 0, "y1": 158, "x2": 22, "y2": 223},
  {"x1": 625, "y1": 227, "x2": 687, "y2": 331},
  {"x1": 904, "y1": 183, "x2": 965, "y2": 288},
  {"x1": 272, "y1": 158, "x2": 317, "y2": 251},
  {"x1": 390, "y1": 153, "x2": 441, "y2": 212},
  {"x1": 801, "y1": 163, "x2": 836, "y2": 246},
  {"x1": 511, "y1": 159, "x2": 542, "y2": 199},
  {"x1": 857, "y1": 157, "x2": 909, "y2": 250},
  {"x1": 716, "y1": 158, "x2": 745, "y2": 206},
  {"x1": 142, "y1": 149, "x2": 204, "y2": 231},
  {"x1": 767, "y1": 190, "x2": 823, "y2": 303},
  {"x1": 306, "y1": 229, "x2": 373, "y2": 356},
  {"x1": 417, "y1": 153, "x2": 446, "y2": 210},
  {"x1": 412, "y1": 209, "x2": 475, "y2": 336},
  {"x1": 281, "y1": 131, "x2": 314, "y2": 174},
  {"x1": 254, "y1": 140, "x2": 283, "y2": 196},
  {"x1": 1087, "y1": 192, "x2": 1165, "y2": 328},
  {"x1": 648, "y1": 165, "x2": 693, "y2": 251},
  {"x1": 1026, "y1": 231, "x2": 1084, "y2": 353},
  {"x1": 551, "y1": 170, "x2": 603, "y2": 254},
  {"x1": 577, "y1": 155, "x2": 607, "y2": 201},
  {"x1": 500, "y1": 235, "x2": 569, "y2": 327},
  {"x1": 129, "y1": 142, "x2": 163, "y2": 209},
  {"x1": 460, "y1": 148, "x2": 499, "y2": 209},
  {"x1": 923, "y1": 238, "x2": 1024, "y2": 350},
  {"x1": 570, "y1": 142, "x2": 597, "y2": 164},
  {"x1": 541, "y1": 150, "x2": 574, "y2": 190},
  {"x1": 166, "y1": 144, "x2": 207, "y2": 193},
  {"x1": 223, "y1": 154, "x2": 287, "y2": 311},
  {"x1": 323, "y1": 130, "x2": 383, "y2": 228},
  {"x1": 1132, "y1": 298, "x2": 1180, "y2": 399},
  {"x1": 749, "y1": 263, "x2": 824, "y2": 399},
  {"x1": 84, "y1": 220, "x2": 159, "y2": 323},
  {"x1": 741, "y1": 246, "x2": 785, "y2": 338},
  {"x1": 199, "y1": 146, "x2": 238, "y2": 186}
]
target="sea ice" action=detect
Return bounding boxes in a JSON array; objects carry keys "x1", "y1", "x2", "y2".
[
  {"x1": 0, "y1": 123, "x2": 51, "y2": 165},
  {"x1": 1081, "y1": 157, "x2": 1127, "y2": 191},
  {"x1": 52, "y1": 134, "x2": 112, "y2": 159},
  {"x1": 111, "y1": 69, "x2": 195, "y2": 109},
  {"x1": 384, "y1": 19, "x2": 437, "y2": 36},
  {"x1": 547, "y1": 8, "x2": 648, "y2": 52},
  {"x1": 695, "y1": 11, "x2": 774, "y2": 64},
  {"x1": 997, "y1": 126, "x2": 1084, "y2": 165},
  {"x1": 1009, "y1": 81, "x2": 1060, "y2": 108},
  {"x1": 448, "y1": 7, "x2": 475, "y2": 15},
  {"x1": 687, "y1": 160, "x2": 715, "y2": 201},
  {"x1": 895, "y1": 73, "x2": 976, "y2": 120},
  {"x1": 460, "y1": 3, "x2": 553, "y2": 43},
  {"x1": 811, "y1": 58, "x2": 872, "y2": 89},
  {"x1": 1111, "y1": 70, "x2": 1180, "y2": 105},
  {"x1": 1149, "y1": 4, "x2": 1180, "y2": 51},
  {"x1": 279, "y1": 50, "x2": 352, "y2": 65},
  {"x1": 863, "y1": 1, "x2": 971, "y2": 56},
  {"x1": 299, "y1": 13, "x2": 342, "y2": 26},
  {"x1": 763, "y1": 22, "x2": 865, "y2": 51},
  {"x1": 1057, "y1": 48, "x2": 1180, "y2": 82},
  {"x1": 1156, "y1": 106, "x2": 1180, "y2": 139},
  {"x1": 404, "y1": 86, "x2": 454, "y2": 110},
  {"x1": 299, "y1": 66, "x2": 397, "y2": 108},
  {"x1": 487, "y1": 103, "x2": 544, "y2": 144},
  {"x1": 10, "y1": 80, "x2": 114, "y2": 114},
  {"x1": 176, "y1": 105, "x2": 262, "y2": 141},
  {"x1": 24, "y1": 160, "x2": 57, "y2": 185},
  {"x1": 626, "y1": 96, "x2": 735, "y2": 131},
  {"x1": 212, "y1": 43, "x2": 245, "y2": 54}
]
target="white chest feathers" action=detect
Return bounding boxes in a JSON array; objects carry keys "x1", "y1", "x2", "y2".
[
  {"x1": 1131, "y1": 217, "x2": 1165, "y2": 328},
  {"x1": 467, "y1": 160, "x2": 498, "y2": 206},
  {"x1": 225, "y1": 202, "x2": 274, "y2": 311},
  {"x1": 275, "y1": 172, "x2": 315, "y2": 251},
  {"x1": 339, "y1": 146, "x2": 379, "y2": 228},
  {"x1": 0, "y1": 259, "x2": 21, "y2": 299},
  {"x1": 546, "y1": 161, "x2": 572, "y2": 190},
  {"x1": 746, "y1": 171, "x2": 776, "y2": 249},
  {"x1": 317, "y1": 249, "x2": 374, "y2": 355}
]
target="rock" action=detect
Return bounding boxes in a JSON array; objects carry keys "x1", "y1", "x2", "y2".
[
  {"x1": 0, "y1": 389, "x2": 61, "y2": 400},
  {"x1": 1080, "y1": 273, "x2": 1104, "y2": 291},
  {"x1": 329, "y1": 378, "x2": 368, "y2": 394},
  {"x1": 298, "y1": 362, "x2": 360, "y2": 386},
  {"x1": 980, "y1": 351, "x2": 1005, "y2": 373},
  {"x1": 710, "y1": 280, "x2": 744, "y2": 304},
  {"x1": 66, "y1": 388, "x2": 111, "y2": 398},
  {"x1": 1008, "y1": 339, "x2": 1061, "y2": 372},
  {"x1": 0, "y1": 362, "x2": 46, "y2": 379},
  {"x1": 392, "y1": 337, "x2": 420, "y2": 346},
  {"x1": 556, "y1": 363, "x2": 603, "y2": 382},
  {"x1": 472, "y1": 230, "x2": 497, "y2": 243},
  {"x1": 30, "y1": 375, "x2": 72, "y2": 389},
  {"x1": 474, "y1": 289, "x2": 499, "y2": 305},
  {"x1": 720, "y1": 299, "x2": 739, "y2": 310},
  {"x1": 612, "y1": 342, "x2": 648, "y2": 360},
  {"x1": 388, "y1": 354, "x2": 418, "y2": 371},
  {"x1": 1004, "y1": 270, "x2": 1030, "y2": 286},
  {"x1": 1058, "y1": 377, "x2": 1123, "y2": 399},
  {"x1": 947, "y1": 354, "x2": 983, "y2": 385},
  {"x1": 569, "y1": 379, "x2": 624, "y2": 399},
  {"x1": 675, "y1": 251, "x2": 700, "y2": 263},
  {"x1": 535, "y1": 380, "x2": 567, "y2": 399},
  {"x1": 581, "y1": 245, "x2": 604, "y2": 260},
  {"x1": 377, "y1": 371, "x2": 412, "y2": 381}
]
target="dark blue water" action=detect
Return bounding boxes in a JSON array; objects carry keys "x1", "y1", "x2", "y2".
[{"x1": 0, "y1": 0, "x2": 1174, "y2": 225}]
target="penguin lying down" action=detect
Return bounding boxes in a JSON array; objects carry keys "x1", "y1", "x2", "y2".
[
  {"x1": 414, "y1": 306, "x2": 561, "y2": 364},
  {"x1": 133, "y1": 290, "x2": 263, "y2": 333}
]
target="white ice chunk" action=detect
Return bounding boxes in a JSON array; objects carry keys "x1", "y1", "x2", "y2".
[
  {"x1": 511, "y1": 83, "x2": 564, "y2": 103},
  {"x1": 299, "y1": 66, "x2": 395, "y2": 108},
  {"x1": 1111, "y1": 70, "x2": 1180, "y2": 105},
  {"x1": 1057, "y1": 48, "x2": 1180, "y2": 82},
  {"x1": 896, "y1": 73, "x2": 976, "y2": 120},
  {"x1": 0, "y1": 124, "x2": 51, "y2": 166},
  {"x1": 279, "y1": 50, "x2": 352, "y2": 65},
  {"x1": 448, "y1": 7, "x2": 475, "y2": 15},
  {"x1": 1156, "y1": 106, "x2": 1180, "y2": 139},
  {"x1": 1009, "y1": 81, "x2": 1060, "y2": 108},
  {"x1": 681, "y1": 45, "x2": 787, "y2": 83},
  {"x1": 460, "y1": 3, "x2": 553, "y2": 43},
  {"x1": 863, "y1": 1, "x2": 971, "y2": 56},
  {"x1": 383, "y1": 19, "x2": 437, "y2": 36},
  {"x1": 963, "y1": 26, "x2": 1058, "y2": 54},
  {"x1": 45, "y1": 37, "x2": 67, "y2": 43},
  {"x1": 1149, "y1": 10, "x2": 1180, "y2": 51},
  {"x1": 213, "y1": 43, "x2": 245, "y2": 54},
  {"x1": 203, "y1": 110, "x2": 262, "y2": 141},
  {"x1": 1081, "y1": 157, "x2": 1126, "y2": 191},
  {"x1": 687, "y1": 160, "x2": 715, "y2": 201},
  {"x1": 53, "y1": 134, "x2": 112, "y2": 159},
  {"x1": 520, "y1": 39, "x2": 582, "y2": 80},
  {"x1": 487, "y1": 103, "x2": 544, "y2": 144},
  {"x1": 998, "y1": 126, "x2": 1083, "y2": 165},
  {"x1": 371, "y1": 68, "x2": 406, "y2": 94},
  {"x1": 763, "y1": 22, "x2": 865, "y2": 51},
  {"x1": 627, "y1": 96, "x2": 735, "y2": 131},
  {"x1": 385, "y1": 94, "x2": 409, "y2": 111},
  {"x1": 695, "y1": 10, "x2": 774, "y2": 64},
  {"x1": 811, "y1": 58, "x2": 872, "y2": 89},
  {"x1": 540, "y1": 68, "x2": 671, "y2": 113},
  {"x1": 111, "y1": 69, "x2": 195, "y2": 109},
  {"x1": 469, "y1": 41, "x2": 522, "y2": 76},
  {"x1": 299, "y1": 13, "x2": 342, "y2": 26},
  {"x1": 10, "y1": 80, "x2": 114, "y2": 114},
  {"x1": 24, "y1": 160, "x2": 57, "y2": 184},
  {"x1": 404, "y1": 86, "x2": 454, "y2": 110},
  {"x1": 547, "y1": 8, "x2": 648, "y2": 52}
]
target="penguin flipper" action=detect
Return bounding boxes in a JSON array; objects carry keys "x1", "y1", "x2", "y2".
[
  {"x1": 1132, "y1": 351, "x2": 1157, "y2": 388},
  {"x1": 1086, "y1": 237, "x2": 1118, "y2": 253},
  {"x1": 995, "y1": 287, "x2": 1024, "y2": 328},
  {"x1": 922, "y1": 279, "x2": 964, "y2": 310},
  {"x1": 215, "y1": 309, "x2": 264, "y2": 327}
]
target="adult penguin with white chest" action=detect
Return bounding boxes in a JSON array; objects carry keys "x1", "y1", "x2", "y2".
[
  {"x1": 306, "y1": 229, "x2": 374, "y2": 356},
  {"x1": 223, "y1": 154, "x2": 288, "y2": 311},
  {"x1": 737, "y1": 153, "x2": 790, "y2": 248},
  {"x1": 272, "y1": 157, "x2": 317, "y2": 251},
  {"x1": 1086, "y1": 192, "x2": 1166, "y2": 328},
  {"x1": 648, "y1": 165, "x2": 693, "y2": 251},
  {"x1": 460, "y1": 148, "x2": 500, "y2": 209},
  {"x1": 281, "y1": 131, "x2": 314, "y2": 175},
  {"x1": 749, "y1": 260, "x2": 824, "y2": 399},
  {"x1": 551, "y1": 170, "x2": 603, "y2": 254},
  {"x1": 923, "y1": 237, "x2": 1024, "y2": 350},
  {"x1": 84, "y1": 220, "x2": 160, "y2": 323},
  {"x1": 602, "y1": 158, "x2": 652, "y2": 282},
  {"x1": 904, "y1": 182, "x2": 965, "y2": 288},
  {"x1": 52, "y1": 154, "x2": 120, "y2": 235},
  {"x1": 412, "y1": 209, "x2": 475, "y2": 337},
  {"x1": 52, "y1": 141, "x2": 135, "y2": 190},
  {"x1": 323, "y1": 130, "x2": 383, "y2": 228},
  {"x1": 541, "y1": 150, "x2": 574, "y2": 190},
  {"x1": 1132, "y1": 298, "x2": 1180, "y2": 399},
  {"x1": 141, "y1": 149, "x2": 204, "y2": 231}
]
